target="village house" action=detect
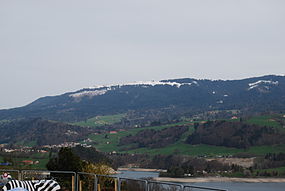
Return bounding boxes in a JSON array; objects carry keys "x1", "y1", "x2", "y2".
[{"x1": 109, "y1": 131, "x2": 118, "y2": 134}]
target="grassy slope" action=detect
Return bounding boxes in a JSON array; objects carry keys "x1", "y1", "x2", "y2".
[
  {"x1": 89, "y1": 121, "x2": 190, "y2": 152},
  {"x1": 0, "y1": 153, "x2": 49, "y2": 170},
  {"x1": 255, "y1": 166, "x2": 285, "y2": 173},
  {"x1": 246, "y1": 114, "x2": 284, "y2": 130},
  {"x1": 89, "y1": 114, "x2": 285, "y2": 156},
  {"x1": 73, "y1": 114, "x2": 126, "y2": 127},
  {"x1": 2, "y1": 114, "x2": 283, "y2": 169},
  {"x1": 14, "y1": 140, "x2": 37, "y2": 147}
]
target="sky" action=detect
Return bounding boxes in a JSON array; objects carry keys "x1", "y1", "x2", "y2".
[{"x1": 0, "y1": 0, "x2": 285, "y2": 109}]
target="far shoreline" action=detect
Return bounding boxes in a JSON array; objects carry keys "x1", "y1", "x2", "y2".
[
  {"x1": 117, "y1": 168, "x2": 285, "y2": 183},
  {"x1": 153, "y1": 177, "x2": 285, "y2": 183},
  {"x1": 118, "y1": 167, "x2": 166, "y2": 172}
]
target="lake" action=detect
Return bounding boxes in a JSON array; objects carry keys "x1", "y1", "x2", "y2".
[{"x1": 117, "y1": 170, "x2": 285, "y2": 191}]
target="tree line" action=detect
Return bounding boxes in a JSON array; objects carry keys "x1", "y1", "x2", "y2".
[{"x1": 186, "y1": 120, "x2": 285, "y2": 148}]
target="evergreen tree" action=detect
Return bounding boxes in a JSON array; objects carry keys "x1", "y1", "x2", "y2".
[{"x1": 46, "y1": 147, "x2": 83, "y2": 172}]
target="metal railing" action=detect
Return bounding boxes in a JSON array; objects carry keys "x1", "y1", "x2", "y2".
[
  {"x1": 0, "y1": 169, "x2": 228, "y2": 191},
  {"x1": 183, "y1": 185, "x2": 227, "y2": 191},
  {"x1": 0, "y1": 169, "x2": 20, "y2": 181},
  {"x1": 77, "y1": 172, "x2": 98, "y2": 191},
  {"x1": 119, "y1": 177, "x2": 148, "y2": 191},
  {"x1": 89, "y1": 174, "x2": 228, "y2": 191},
  {"x1": 147, "y1": 180, "x2": 184, "y2": 191},
  {"x1": 21, "y1": 170, "x2": 77, "y2": 191}
]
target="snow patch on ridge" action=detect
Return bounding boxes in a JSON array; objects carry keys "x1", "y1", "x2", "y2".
[
  {"x1": 88, "y1": 80, "x2": 196, "y2": 89},
  {"x1": 70, "y1": 89, "x2": 108, "y2": 98},
  {"x1": 248, "y1": 80, "x2": 279, "y2": 90},
  {"x1": 123, "y1": 81, "x2": 194, "y2": 88},
  {"x1": 69, "y1": 80, "x2": 197, "y2": 99}
]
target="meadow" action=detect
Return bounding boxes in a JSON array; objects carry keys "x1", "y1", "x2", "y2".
[
  {"x1": 73, "y1": 113, "x2": 126, "y2": 127},
  {"x1": 87, "y1": 114, "x2": 285, "y2": 157}
]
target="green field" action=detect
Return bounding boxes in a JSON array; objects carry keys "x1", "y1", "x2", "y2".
[
  {"x1": 89, "y1": 117, "x2": 285, "y2": 156},
  {"x1": 123, "y1": 143, "x2": 242, "y2": 156},
  {"x1": 73, "y1": 113, "x2": 126, "y2": 127},
  {"x1": 246, "y1": 145, "x2": 285, "y2": 155},
  {"x1": 0, "y1": 153, "x2": 49, "y2": 170},
  {"x1": 13, "y1": 157, "x2": 49, "y2": 169},
  {"x1": 14, "y1": 140, "x2": 37, "y2": 147},
  {"x1": 122, "y1": 143, "x2": 285, "y2": 156},
  {"x1": 89, "y1": 121, "x2": 192, "y2": 152},
  {"x1": 246, "y1": 114, "x2": 284, "y2": 129},
  {"x1": 30, "y1": 158, "x2": 49, "y2": 169},
  {"x1": 254, "y1": 166, "x2": 285, "y2": 176}
]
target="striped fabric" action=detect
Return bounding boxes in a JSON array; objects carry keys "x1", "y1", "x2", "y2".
[{"x1": 1, "y1": 180, "x2": 61, "y2": 191}]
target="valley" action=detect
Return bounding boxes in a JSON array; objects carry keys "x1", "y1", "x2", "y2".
[
  {"x1": 1, "y1": 112, "x2": 285, "y2": 179},
  {"x1": 1, "y1": 75, "x2": 285, "y2": 180}
]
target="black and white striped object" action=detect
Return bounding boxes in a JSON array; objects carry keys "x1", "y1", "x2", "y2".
[{"x1": 1, "y1": 179, "x2": 61, "y2": 191}]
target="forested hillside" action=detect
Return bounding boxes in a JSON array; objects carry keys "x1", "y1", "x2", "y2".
[
  {"x1": 0, "y1": 75, "x2": 285, "y2": 122},
  {"x1": 0, "y1": 118, "x2": 96, "y2": 146},
  {"x1": 186, "y1": 121, "x2": 285, "y2": 148},
  {"x1": 119, "y1": 125, "x2": 189, "y2": 149}
]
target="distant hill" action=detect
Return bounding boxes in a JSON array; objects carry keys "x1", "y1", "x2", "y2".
[
  {"x1": 89, "y1": 115, "x2": 285, "y2": 156},
  {"x1": 119, "y1": 125, "x2": 189, "y2": 149},
  {"x1": 1, "y1": 75, "x2": 285, "y2": 122},
  {"x1": 186, "y1": 120, "x2": 285, "y2": 149},
  {"x1": 0, "y1": 118, "x2": 95, "y2": 146}
]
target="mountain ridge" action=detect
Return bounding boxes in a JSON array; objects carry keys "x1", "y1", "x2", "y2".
[{"x1": 1, "y1": 75, "x2": 285, "y2": 122}]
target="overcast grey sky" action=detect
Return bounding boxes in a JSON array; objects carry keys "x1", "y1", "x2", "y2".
[{"x1": 0, "y1": 0, "x2": 285, "y2": 109}]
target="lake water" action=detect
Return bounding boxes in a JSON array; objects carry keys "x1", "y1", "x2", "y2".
[
  {"x1": 117, "y1": 170, "x2": 159, "y2": 179},
  {"x1": 189, "y1": 182, "x2": 285, "y2": 191},
  {"x1": 117, "y1": 170, "x2": 285, "y2": 191}
]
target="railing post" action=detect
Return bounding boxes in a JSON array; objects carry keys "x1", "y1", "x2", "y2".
[
  {"x1": 117, "y1": 177, "x2": 121, "y2": 191},
  {"x1": 76, "y1": 173, "x2": 80, "y2": 191},
  {"x1": 94, "y1": 174, "x2": 98, "y2": 191},
  {"x1": 75, "y1": 172, "x2": 78, "y2": 191},
  {"x1": 21, "y1": 170, "x2": 24, "y2": 181},
  {"x1": 72, "y1": 174, "x2": 75, "y2": 191},
  {"x1": 181, "y1": 184, "x2": 184, "y2": 191},
  {"x1": 114, "y1": 178, "x2": 118, "y2": 191},
  {"x1": 145, "y1": 180, "x2": 149, "y2": 191},
  {"x1": 79, "y1": 180, "x2": 82, "y2": 191},
  {"x1": 17, "y1": 170, "x2": 21, "y2": 181}
]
